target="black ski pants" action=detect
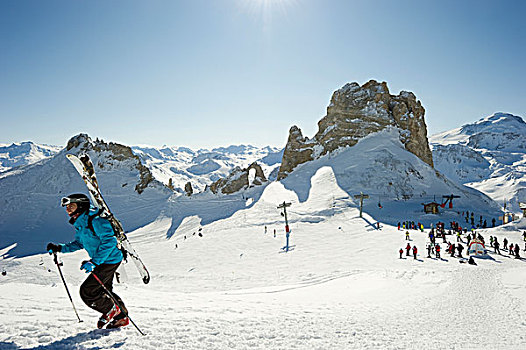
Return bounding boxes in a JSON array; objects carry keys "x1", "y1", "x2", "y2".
[{"x1": 80, "y1": 262, "x2": 127, "y2": 315}]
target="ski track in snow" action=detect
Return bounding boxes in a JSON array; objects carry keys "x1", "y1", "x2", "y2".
[{"x1": 2, "y1": 261, "x2": 526, "y2": 349}]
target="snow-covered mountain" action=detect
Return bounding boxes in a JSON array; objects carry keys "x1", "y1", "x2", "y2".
[
  {"x1": 430, "y1": 112, "x2": 526, "y2": 212},
  {"x1": 0, "y1": 140, "x2": 283, "y2": 193},
  {"x1": 0, "y1": 134, "x2": 172, "y2": 258},
  {"x1": 131, "y1": 144, "x2": 283, "y2": 193},
  {"x1": 0, "y1": 141, "x2": 61, "y2": 172},
  {"x1": 158, "y1": 128, "x2": 503, "y2": 241}
]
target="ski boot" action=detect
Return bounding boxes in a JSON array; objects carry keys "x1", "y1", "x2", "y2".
[
  {"x1": 106, "y1": 314, "x2": 130, "y2": 329},
  {"x1": 97, "y1": 303, "x2": 121, "y2": 329}
]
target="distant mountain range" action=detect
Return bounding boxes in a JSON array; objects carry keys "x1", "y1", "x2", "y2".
[
  {"x1": 0, "y1": 142, "x2": 61, "y2": 172},
  {"x1": 131, "y1": 144, "x2": 283, "y2": 193},
  {"x1": 0, "y1": 140, "x2": 283, "y2": 193}
]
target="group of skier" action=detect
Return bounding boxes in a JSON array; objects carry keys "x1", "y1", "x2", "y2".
[
  {"x1": 399, "y1": 243, "x2": 419, "y2": 259},
  {"x1": 488, "y1": 234, "x2": 525, "y2": 258},
  {"x1": 399, "y1": 221, "x2": 525, "y2": 264},
  {"x1": 398, "y1": 221, "x2": 424, "y2": 232},
  {"x1": 462, "y1": 211, "x2": 497, "y2": 229},
  {"x1": 175, "y1": 227, "x2": 205, "y2": 249}
]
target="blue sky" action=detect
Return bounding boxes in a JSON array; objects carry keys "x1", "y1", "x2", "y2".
[{"x1": 1, "y1": 0, "x2": 525, "y2": 149}]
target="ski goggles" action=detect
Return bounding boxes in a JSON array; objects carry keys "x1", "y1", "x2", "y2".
[{"x1": 60, "y1": 197, "x2": 89, "y2": 207}]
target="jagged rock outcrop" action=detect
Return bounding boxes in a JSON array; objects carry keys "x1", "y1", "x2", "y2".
[
  {"x1": 209, "y1": 162, "x2": 267, "y2": 194},
  {"x1": 184, "y1": 181, "x2": 193, "y2": 196},
  {"x1": 66, "y1": 133, "x2": 155, "y2": 194},
  {"x1": 277, "y1": 80, "x2": 434, "y2": 180}
]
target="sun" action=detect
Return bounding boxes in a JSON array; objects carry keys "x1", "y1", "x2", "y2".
[{"x1": 237, "y1": 0, "x2": 297, "y2": 29}]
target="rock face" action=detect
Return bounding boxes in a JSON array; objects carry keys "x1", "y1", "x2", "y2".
[
  {"x1": 209, "y1": 162, "x2": 267, "y2": 194},
  {"x1": 66, "y1": 133, "x2": 155, "y2": 194},
  {"x1": 277, "y1": 80, "x2": 434, "y2": 180},
  {"x1": 184, "y1": 181, "x2": 193, "y2": 196}
]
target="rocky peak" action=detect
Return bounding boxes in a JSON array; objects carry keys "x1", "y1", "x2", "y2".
[
  {"x1": 209, "y1": 162, "x2": 267, "y2": 194},
  {"x1": 66, "y1": 133, "x2": 156, "y2": 194},
  {"x1": 277, "y1": 80, "x2": 434, "y2": 180}
]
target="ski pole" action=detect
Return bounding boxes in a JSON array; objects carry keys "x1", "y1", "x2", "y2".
[
  {"x1": 51, "y1": 252, "x2": 83, "y2": 323},
  {"x1": 91, "y1": 272, "x2": 146, "y2": 336}
]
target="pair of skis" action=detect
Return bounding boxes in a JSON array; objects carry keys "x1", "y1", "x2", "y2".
[{"x1": 66, "y1": 154, "x2": 150, "y2": 284}]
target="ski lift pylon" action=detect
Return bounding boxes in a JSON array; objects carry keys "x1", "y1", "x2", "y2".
[{"x1": 441, "y1": 194, "x2": 461, "y2": 209}]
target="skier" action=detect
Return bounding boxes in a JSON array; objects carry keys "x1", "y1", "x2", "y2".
[
  {"x1": 46, "y1": 194, "x2": 129, "y2": 329},
  {"x1": 405, "y1": 231, "x2": 410, "y2": 240},
  {"x1": 406, "y1": 243, "x2": 411, "y2": 256},
  {"x1": 427, "y1": 244, "x2": 432, "y2": 258},
  {"x1": 399, "y1": 248, "x2": 403, "y2": 259},
  {"x1": 503, "y1": 238, "x2": 508, "y2": 250},
  {"x1": 457, "y1": 244, "x2": 464, "y2": 258},
  {"x1": 398, "y1": 222, "x2": 401, "y2": 230},
  {"x1": 435, "y1": 244, "x2": 441, "y2": 259},
  {"x1": 451, "y1": 244, "x2": 456, "y2": 257},
  {"x1": 492, "y1": 218, "x2": 496, "y2": 227},
  {"x1": 489, "y1": 236, "x2": 494, "y2": 247},
  {"x1": 514, "y1": 244, "x2": 520, "y2": 259},
  {"x1": 523, "y1": 231, "x2": 526, "y2": 242},
  {"x1": 264, "y1": 226, "x2": 267, "y2": 234},
  {"x1": 412, "y1": 246, "x2": 418, "y2": 259},
  {"x1": 509, "y1": 244, "x2": 514, "y2": 256},
  {"x1": 494, "y1": 240, "x2": 501, "y2": 255}
]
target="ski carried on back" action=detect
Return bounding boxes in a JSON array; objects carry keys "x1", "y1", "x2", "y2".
[{"x1": 66, "y1": 153, "x2": 150, "y2": 284}]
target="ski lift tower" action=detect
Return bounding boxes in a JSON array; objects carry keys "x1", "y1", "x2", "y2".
[
  {"x1": 441, "y1": 194, "x2": 461, "y2": 209},
  {"x1": 278, "y1": 201, "x2": 292, "y2": 252},
  {"x1": 354, "y1": 192, "x2": 369, "y2": 218}
]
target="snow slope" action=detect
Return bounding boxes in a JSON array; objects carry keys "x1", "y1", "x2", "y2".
[
  {"x1": 430, "y1": 112, "x2": 526, "y2": 212},
  {"x1": 1, "y1": 154, "x2": 526, "y2": 349},
  {"x1": 0, "y1": 138, "x2": 172, "y2": 259}
]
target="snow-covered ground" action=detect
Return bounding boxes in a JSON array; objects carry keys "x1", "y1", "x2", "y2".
[{"x1": 2, "y1": 168, "x2": 526, "y2": 349}]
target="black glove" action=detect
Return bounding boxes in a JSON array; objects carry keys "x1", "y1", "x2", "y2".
[{"x1": 47, "y1": 243, "x2": 61, "y2": 254}]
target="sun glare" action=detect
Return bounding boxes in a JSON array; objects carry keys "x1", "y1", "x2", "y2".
[{"x1": 238, "y1": 0, "x2": 297, "y2": 30}]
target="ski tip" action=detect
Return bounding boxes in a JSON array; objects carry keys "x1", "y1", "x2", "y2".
[{"x1": 142, "y1": 276, "x2": 150, "y2": 284}]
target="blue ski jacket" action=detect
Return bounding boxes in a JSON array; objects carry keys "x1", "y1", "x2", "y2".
[{"x1": 61, "y1": 209, "x2": 123, "y2": 265}]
